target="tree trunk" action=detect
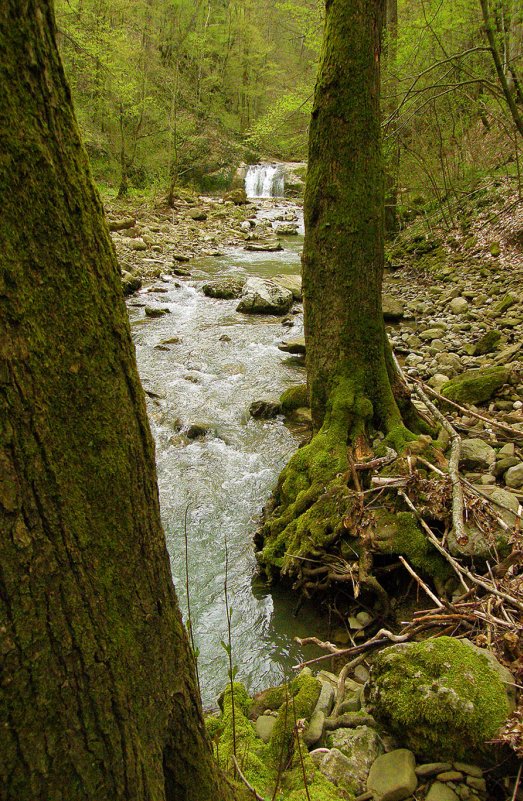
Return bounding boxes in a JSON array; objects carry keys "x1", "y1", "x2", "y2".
[
  {"x1": 256, "y1": 0, "x2": 421, "y2": 584},
  {"x1": 0, "y1": 3, "x2": 235, "y2": 800}
]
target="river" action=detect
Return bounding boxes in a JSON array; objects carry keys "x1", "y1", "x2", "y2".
[{"x1": 128, "y1": 201, "x2": 326, "y2": 706}]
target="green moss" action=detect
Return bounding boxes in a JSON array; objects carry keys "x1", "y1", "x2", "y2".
[
  {"x1": 280, "y1": 384, "x2": 309, "y2": 413},
  {"x1": 267, "y1": 675, "x2": 322, "y2": 766},
  {"x1": 441, "y1": 366, "x2": 510, "y2": 405},
  {"x1": 217, "y1": 684, "x2": 273, "y2": 792},
  {"x1": 205, "y1": 714, "x2": 224, "y2": 740},
  {"x1": 368, "y1": 637, "x2": 511, "y2": 760},
  {"x1": 283, "y1": 746, "x2": 349, "y2": 801},
  {"x1": 472, "y1": 329, "x2": 501, "y2": 356},
  {"x1": 387, "y1": 512, "x2": 452, "y2": 582}
]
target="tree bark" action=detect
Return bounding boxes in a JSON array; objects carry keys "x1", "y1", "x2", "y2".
[
  {"x1": 0, "y1": 3, "x2": 236, "y2": 800},
  {"x1": 256, "y1": 0, "x2": 422, "y2": 584}
]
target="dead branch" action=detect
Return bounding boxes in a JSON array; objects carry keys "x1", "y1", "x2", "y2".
[{"x1": 398, "y1": 556, "x2": 444, "y2": 608}]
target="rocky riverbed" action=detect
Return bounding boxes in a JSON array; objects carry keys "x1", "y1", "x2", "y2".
[{"x1": 106, "y1": 183, "x2": 522, "y2": 799}]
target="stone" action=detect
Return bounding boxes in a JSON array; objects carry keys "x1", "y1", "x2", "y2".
[
  {"x1": 278, "y1": 338, "x2": 306, "y2": 354},
  {"x1": 129, "y1": 238, "x2": 147, "y2": 250},
  {"x1": 416, "y1": 764, "x2": 453, "y2": 778},
  {"x1": 249, "y1": 400, "x2": 281, "y2": 419},
  {"x1": 172, "y1": 266, "x2": 191, "y2": 277},
  {"x1": 315, "y1": 680, "x2": 335, "y2": 716},
  {"x1": 437, "y1": 771, "x2": 464, "y2": 782},
  {"x1": 317, "y1": 748, "x2": 357, "y2": 793},
  {"x1": 244, "y1": 240, "x2": 283, "y2": 252},
  {"x1": 185, "y1": 423, "x2": 212, "y2": 439},
  {"x1": 203, "y1": 277, "x2": 245, "y2": 299},
  {"x1": 172, "y1": 252, "x2": 191, "y2": 262},
  {"x1": 505, "y1": 462, "x2": 523, "y2": 488},
  {"x1": 449, "y1": 297, "x2": 469, "y2": 314},
  {"x1": 367, "y1": 749, "x2": 417, "y2": 801},
  {"x1": 473, "y1": 330, "x2": 501, "y2": 356},
  {"x1": 326, "y1": 726, "x2": 383, "y2": 795},
  {"x1": 453, "y1": 763, "x2": 483, "y2": 778},
  {"x1": 237, "y1": 277, "x2": 293, "y2": 315},
  {"x1": 303, "y1": 709, "x2": 325, "y2": 748},
  {"x1": 224, "y1": 188, "x2": 248, "y2": 204},
  {"x1": 188, "y1": 208, "x2": 208, "y2": 221},
  {"x1": 144, "y1": 305, "x2": 170, "y2": 317},
  {"x1": 255, "y1": 715, "x2": 276, "y2": 743},
  {"x1": 441, "y1": 366, "x2": 511, "y2": 405},
  {"x1": 365, "y1": 637, "x2": 513, "y2": 761},
  {"x1": 121, "y1": 271, "x2": 142, "y2": 296},
  {"x1": 274, "y1": 223, "x2": 299, "y2": 235},
  {"x1": 459, "y1": 439, "x2": 496, "y2": 471},
  {"x1": 420, "y1": 328, "x2": 446, "y2": 341},
  {"x1": 382, "y1": 294, "x2": 405, "y2": 321},
  {"x1": 466, "y1": 777, "x2": 487, "y2": 793},
  {"x1": 272, "y1": 273, "x2": 302, "y2": 300},
  {"x1": 425, "y1": 783, "x2": 460, "y2": 801}
]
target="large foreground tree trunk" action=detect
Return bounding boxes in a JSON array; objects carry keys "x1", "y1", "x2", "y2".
[
  {"x1": 256, "y1": 0, "x2": 422, "y2": 585},
  {"x1": 0, "y1": 3, "x2": 235, "y2": 800}
]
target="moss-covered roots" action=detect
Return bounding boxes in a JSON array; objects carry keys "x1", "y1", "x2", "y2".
[{"x1": 256, "y1": 374, "x2": 420, "y2": 584}]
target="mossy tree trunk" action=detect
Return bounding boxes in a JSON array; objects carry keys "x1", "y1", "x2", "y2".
[
  {"x1": 0, "y1": 3, "x2": 236, "y2": 800},
  {"x1": 257, "y1": 0, "x2": 422, "y2": 582}
]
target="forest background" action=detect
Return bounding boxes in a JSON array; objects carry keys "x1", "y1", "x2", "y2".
[{"x1": 55, "y1": 0, "x2": 523, "y2": 214}]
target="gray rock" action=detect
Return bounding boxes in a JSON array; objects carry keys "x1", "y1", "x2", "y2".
[
  {"x1": 303, "y1": 709, "x2": 325, "y2": 748},
  {"x1": 249, "y1": 400, "x2": 281, "y2": 419},
  {"x1": 449, "y1": 297, "x2": 469, "y2": 314},
  {"x1": 203, "y1": 277, "x2": 245, "y2": 299},
  {"x1": 317, "y1": 748, "x2": 356, "y2": 793},
  {"x1": 255, "y1": 715, "x2": 276, "y2": 743},
  {"x1": 416, "y1": 763, "x2": 453, "y2": 778},
  {"x1": 237, "y1": 277, "x2": 293, "y2": 315},
  {"x1": 453, "y1": 763, "x2": 483, "y2": 778},
  {"x1": 188, "y1": 207, "x2": 208, "y2": 221},
  {"x1": 460, "y1": 439, "x2": 496, "y2": 471},
  {"x1": 244, "y1": 240, "x2": 283, "y2": 252},
  {"x1": 505, "y1": 462, "x2": 523, "y2": 488},
  {"x1": 420, "y1": 327, "x2": 446, "y2": 341},
  {"x1": 144, "y1": 305, "x2": 170, "y2": 317},
  {"x1": 367, "y1": 749, "x2": 417, "y2": 801},
  {"x1": 327, "y1": 726, "x2": 384, "y2": 795},
  {"x1": 315, "y1": 680, "x2": 335, "y2": 716},
  {"x1": 383, "y1": 295, "x2": 405, "y2": 321},
  {"x1": 278, "y1": 337, "x2": 306, "y2": 354},
  {"x1": 466, "y1": 776, "x2": 487, "y2": 793},
  {"x1": 272, "y1": 273, "x2": 302, "y2": 301},
  {"x1": 425, "y1": 783, "x2": 460, "y2": 801},
  {"x1": 185, "y1": 423, "x2": 212, "y2": 439},
  {"x1": 121, "y1": 271, "x2": 142, "y2": 296},
  {"x1": 274, "y1": 223, "x2": 299, "y2": 235}
]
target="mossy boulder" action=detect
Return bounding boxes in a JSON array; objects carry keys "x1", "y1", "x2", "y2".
[
  {"x1": 472, "y1": 329, "x2": 501, "y2": 356},
  {"x1": 365, "y1": 637, "x2": 513, "y2": 761},
  {"x1": 202, "y1": 276, "x2": 245, "y2": 299},
  {"x1": 440, "y1": 366, "x2": 510, "y2": 405},
  {"x1": 280, "y1": 384, "x2": 309, "y2": 414}
]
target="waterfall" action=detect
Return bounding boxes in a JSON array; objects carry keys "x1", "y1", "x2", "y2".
[{"x1": 245, "y1": 164, "x2": 285, "y2": 198}]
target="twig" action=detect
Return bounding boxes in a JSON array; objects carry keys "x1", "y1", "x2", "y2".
[
  {"x1": 511, "y1": 760, "x2": 522, "y2": 801},
  {"x1": 414, "y1": 379, "x2": 523, "y2": 440},
  {"x1": 231, "y1": 756, "x2": 266, "y2": 801},
  {"x1": 411, "y1": 373, "x2": 466, "y2": 547},
  {"x1": 295, "y1": 636, "x2": 342, "y2": 654},
  {"x1": 293, "y1": 629, "x2": 411, "y2": 670},
  {"x1": 399, "y1": 491, "x2": 523, "y2": 612},
  {"x1": 399, "y1": 556, "x2": 444, "y2": 608}
]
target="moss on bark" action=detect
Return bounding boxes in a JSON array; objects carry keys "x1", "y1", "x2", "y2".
[{"x1": 0, "y1": 4, "x2": 237, "y2": 799}]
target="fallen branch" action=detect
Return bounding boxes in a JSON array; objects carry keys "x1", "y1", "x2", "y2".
[
  {"x1": 399, "y1": 556, "x2": 444, "y2": 608},
  {"x1": 293, "y1": 629, "x2": 412, "y2": 670}
]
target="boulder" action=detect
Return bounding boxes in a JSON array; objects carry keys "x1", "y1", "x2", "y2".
[
  {"x1": 425, "y1": 783, "x2": 459, "y2": 801},
  {"x1": 382, "y1": 294, "x2": 405, "y2": 321},
  {"x1": 203, "y1": 277, "x2": 245, "y2": 299},
  {"x1": 272, "y1": 273, "x2": 302, "y2": 301},
  {"x1": 365, "y1": 637, "x2": 513, "y2": 761},
  {"x1": 129, "y1": 238, "x2": 147, "y2": 251},
  {"x1": 278, "y1": 337, "x2": 306, "y2": 355},
  {"x1": 367, "y1": 749, "x2": 417, "y2": 801},
  {"x1": 188, "y1": 207, "x2": 207, "y2": 221},
  {"x1": 505, "y1": 462, "x2": 523, "y2": 489},
  {"x1": 459, "y1": 438, "x2": 496, "y2": 471},
  {"x1": 255, "y1": 715, "x2": 276, "y2": 743},
  {"x1": 224, "y1": 188, "x2": 248, "y2": 205},
  {"x1": 441, "y1": 366, "x2": 510, "y2": 405},
  {"x1": 144, "y1": 305, "x2": 170, "y2": 317},
  {"x1": 449, "y1": 297, "x2": 469, "y2": 314},
  {"x1": 249, "y1": 400, "x2": 281, "y2": 419},
  {"x1": 327, "y1": 726, "x2": 384, "y2": 795},
  {"x1": 237, "y1": 277, "x2": 293, "y2": 315},
  {"x1": 274, "y1": 223, "x2": 299, "y2": 235},
  {"x1": 316, "y1": 748, "x2": 357, "y2": 794},
  {"x1": 244, "y1": 240, "x2": 283, "y2": 252},
  {"x1": 121, "y1": 271, "x2": 142, "y2": 296},
  {"x1": 473, "y1": 329, "x2": 502, "y2": 356}
]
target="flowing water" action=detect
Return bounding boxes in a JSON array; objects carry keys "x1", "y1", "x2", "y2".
[
  {"x1": 128, "y1": 203, "x2": 326, "y2": 705},
  {"x1": 245, "y1": 164, "x2": 285, "y2": 198}
]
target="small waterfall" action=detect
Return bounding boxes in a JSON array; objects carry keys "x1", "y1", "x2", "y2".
[{"x1": 245, "y1": 164, "x2": 285, "y2": 198}]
